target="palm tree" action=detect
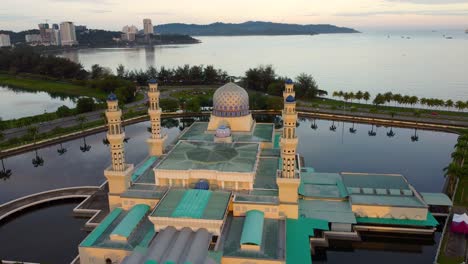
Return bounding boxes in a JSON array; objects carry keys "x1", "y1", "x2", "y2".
[
  {"x1": 0, "y1": 159, "x2": 12, "y2": 181},
  {"x1": 444, "y1": 162, "x2": 462, "y2": 196},
  {"x1": 32, "y1": 149, "x2": 44, "y2": 167},
  {"x1": 77, "y1": 115, "x2": 87, "y2": 131},
  {"x1": 455, "y1": 101, "x2": 465, "y2": 111},
  {"x1": 57, "y1": 143, "x2": 67, "y2": 155},
  {"x1": 411, "y1": 128, "x2": 419, "y2": 142},
  {"x1": 355, "y1": 91, "x2": 363, "y2": 103},
  {"x1": 27, "y1": 126, "x2": 39, "y2": 144},
  {"x1": 368, "y1": 124, "x2": 377, "y2": 136},
  {"x1": 349, "y1": 122, "x2": 357, "y2": 134},
  {"x1": 329, "y1": 121, "x2": 337, "y2": 132},
  {"x1": 363, "y1": 92, "x2": 370, "y2": 104}
]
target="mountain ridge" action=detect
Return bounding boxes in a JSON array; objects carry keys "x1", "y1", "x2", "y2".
[{"x1": 155, "y1": 21, "x2": 359, "y2": 36}]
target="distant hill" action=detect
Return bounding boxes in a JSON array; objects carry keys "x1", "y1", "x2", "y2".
[{"x1": 155, "y1": 21, "x2": 359, "y2": 36}]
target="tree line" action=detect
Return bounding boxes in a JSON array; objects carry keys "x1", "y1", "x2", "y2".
[{"x1": 333, "y1": 90, "x2": 468, "y2": 111}]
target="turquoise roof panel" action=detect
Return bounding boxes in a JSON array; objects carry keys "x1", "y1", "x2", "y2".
[
  {"x1": 420, "y1": 192, "x2": 453, "y2": 206},
  {"x1": 80, "y1": 208, "x2": 123, "y2": 247},
  {"x1": 350, "y1": 194, "x2": 426, "y2": 207},
  {"x1": 286, "y1": 218, "x2": 329, "y2": 264},
  {"x1": 172, "y1": 189, "x2": 212, "y2": 218},
  {"x1": 356, "y1": 212, "x2": 438, "y2": 227},
  {"x1": 240, "y1": 210, "x2": 265, "y2": 246},
  {"x1": 111, "y1": 204, "x2": 150, "y2": 239},
  {"x1": 299, "y1": 200, "x2": 357, "y2": 224},
  {"x1": 341, "y1": 173, "x2": 410, "y2": 190},
  {"x1": 132, "y1": 156, "x2": 158, "y2": 182}
]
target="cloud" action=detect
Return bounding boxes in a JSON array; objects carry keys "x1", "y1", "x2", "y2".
[
  {"x1": 135, "y1": 11, "x2": 173, "y2": 16},
  {"x1": 50, "y1": 0, "x2": 115, "y2": 4},
  {"x1": 0, "y1": 14, "x2": 38, "y2": 21},
  {"x1": 335, "y1": 9, "x2": 468, "y2": 16},
  {"x1": 385, "y1": 0, "x2": 468, "y2": 4}
]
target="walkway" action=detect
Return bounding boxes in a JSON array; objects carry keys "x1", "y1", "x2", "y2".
[{"x1": 0, "y1": 186, "x2": 99, "y2": 221}]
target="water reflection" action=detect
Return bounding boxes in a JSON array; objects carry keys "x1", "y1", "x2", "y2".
[
  {"x1": 368, "y1": 124, "x2": 377, "y2": 136},
  {"x1": 349, "y1": 122, "x2": 356, "y2": 134},
  {"x1": 79, "y1": 137, "x2": 92, "y2": 153},
  {"x1": 0, "y1": 159, "x2": 12, "y2": 181},
  {"x1": 57, "y1": 143, "x2": 68, "y2": 155},
  {"x1": 31, "y1": 149, "x2": 44, "y2": 168},
  {"x1": 411, "y1": 128, "x2": 420, "y2": 142},
  {"x1": 387, "y1": 127, "x2": 396, "y2": 138}
]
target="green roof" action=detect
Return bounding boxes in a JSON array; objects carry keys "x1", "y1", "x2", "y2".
[
  {"x1": 223, "y1": 217, "x2": 280, "y2": 259},
  {"x1": 299, "y1": 172, "x2": 348, "y2": 198},
  {"x1": 273, "y1": 133, "x2": 281, "y2": 149},
  {"x1": 341, "y1": 173, "x2": 410, "y2": 190},
  {"x1": 179, "y1": 122, "x2": 274, "y2": 143},
  {"x1": 286, "y1": 218, "x2": 329, "y2": 264},
  {"x1": 356, "y1": 212, "x2": 439, "y2": 227},
  {"x1": 132, "y1": 156, "x2": 158, "y2": 182},
  {"x1": 235, "y1": 194, "x2": 278, "y2": 204},
  {"x1": 145, "y1": 260, "x2": 158, "y2": 264},
  {"x1": 156, "y1": 141, "x2": 259, "y2": 172},
  {"x1": 299, "y1": 200, "x2": 356, "y2": 224},
  {"x1": 172, "y1": 189, "x2": 212, "y2": 218},
  {"x1": 420, "y1": 192, "x2": 453, "y2": 206},
  {"x1": 111, "y1": 204, "x2": 150, "y2": 239},
  {"x1": 240, "y1": 210, "x2": 265, "y2": 246},
  {"x1": 253, "y1": 157, "x2": 279, "y2": 189},
  {"x1": 80, "y1": 208, "x2": 123, "y2": 247},
  {"x1": 153, "y1": 189, "x2": 230, "y2": 220},
  {"x1": 350, "y1": 194, "x2": 426, "y2": 207}
]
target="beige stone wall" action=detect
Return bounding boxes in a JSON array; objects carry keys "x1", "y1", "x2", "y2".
[
  {"x1": 233, "y1": 203, "x2": 279, "y2": 219},
  {"x1": 352, "y1": 204, "x2": 428, "y2": 220},
  {"x1": 79, "y1": 247, "x2": 130, "y2": 264},
  {"x1": 277, "y1": 177, "x2": 299, "y2": 204},
  {"x1": 122, "y1": 197, "x2": 159, "y2": 210},
  {"x1": 155, "y1": 169, "x2": 255, "y2": 191},
  {"x1": 279, "y1": 203, "x2": 298, "y2": 219},
  {"x1": 149, "y1": 216, "x2": 224, "y2": 235},
  {"x1": 207, "y1": 114, "x2": 254, "y2": 132},
  {"x1": 104, "y1": 165, "x2": 133, "y2": 195},
  {"x1": 108, "y1": 194, "x2": 122, "y2": 211},
  {"x1": 222, "y1": 256, "x2": 284, "y2": 264}
]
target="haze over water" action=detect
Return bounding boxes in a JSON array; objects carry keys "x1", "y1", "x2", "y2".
[{"x1": 61, "y1": 30, "x2": 468, "y2": 101}]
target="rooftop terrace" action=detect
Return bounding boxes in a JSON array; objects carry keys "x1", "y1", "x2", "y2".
[
  {"x1": 179, "y1": 122, "x2": 274, "y2": 143},
  {"x1": 156, "y1": 141, "x2": 260, "y2": 173}
]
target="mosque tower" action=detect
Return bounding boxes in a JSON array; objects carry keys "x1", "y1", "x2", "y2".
[
  {"x1": 103, "y1": 93, "x2": 134, "y2": 210},
  {"x1": 147, "y1": 79, "x2": 166, "y2": 156},
  {"x1": 277, "y1": 79, "x2": 300, "y2": 218}
]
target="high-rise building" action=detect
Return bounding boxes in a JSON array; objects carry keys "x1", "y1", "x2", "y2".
[
  {"x1": 38, "y1": 23, "x2": 51, "y2": 43},
  {"x1": 121, "y1": 25, "x2": 138, "y2": 41},
  {"x1": 0, "y1": 34, "x2": 11, "y2": 47},
  {"x1": 25, "y1": 34, "x2": 42, "y2": 44},
  {"x1": 52, "y1": 23, "x2": 59, "y2": 30},
  {"x1": 60, "y1": 21, "x2": 78, "y2": 46},
  {"x1": 143, "y1": 18, "x2": 154, "y2": 35}
]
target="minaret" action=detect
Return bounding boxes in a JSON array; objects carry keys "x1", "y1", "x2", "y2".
[
  {"x1": 104, "y1": 93, "x2": 134, "y2": 210},
  {"x1": 147, "y1": 79, "x2": 167, "y2": 156},
  {"x1": 280, "y1": 79, "x2": 298, "y2": 178},
  {"x1": 277, "y1": 79, "x2": 300, "y2": 219}
]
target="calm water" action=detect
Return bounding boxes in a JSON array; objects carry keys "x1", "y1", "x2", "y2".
[
  {"x1": 0, "y1": 86, "x2": 77, "y2": 120},
  {"x1": 60, "y1": 31, "x2": 468, "y2": 100},
  {"x1": 0, "y1": 117, "x2": 457, "y2": 263}
]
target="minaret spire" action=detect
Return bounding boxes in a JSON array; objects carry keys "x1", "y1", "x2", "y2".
[
  {"x1": 104, "y1": 93, "x2": 134, "y2": 210},
  {"x1": 147, "y1": 79, "x2": 167, "y2": 156},
  {"x1": 276, "y1": 79, "x2": 300, "y2": 219},
  {"x1": 280, "y1": 79, "x2": 298, "y2": 178}
]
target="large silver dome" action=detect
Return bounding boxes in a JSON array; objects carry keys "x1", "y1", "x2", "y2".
[{"x1": 212, "y1": 83, "x2": 250, "y2": 117}]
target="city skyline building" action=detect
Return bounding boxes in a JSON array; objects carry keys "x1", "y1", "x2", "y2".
[
  {"x1": 25, "y1": 34, "x2": 42, "y2": 44},
  {"x1": 121, "y1": 25, "x2": 138, "y2": 41},
  {"x1": 60, "y1": 21, "x2": 78, "y2": 46},
  {"x1": 143, "y1": 18, "x2": 154, "y2": 35},
  {"x1": 0, "y1": 34, "x2": 11, "y2": 47}
]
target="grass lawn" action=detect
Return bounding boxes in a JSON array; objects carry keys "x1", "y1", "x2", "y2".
[{"x1": 0, "y1": 74, "x2": 106, "y2": 99}]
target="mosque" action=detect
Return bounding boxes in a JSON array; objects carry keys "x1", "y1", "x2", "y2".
[{"x1": 77, "y1": 80, "x2": 452, "y2": 264}]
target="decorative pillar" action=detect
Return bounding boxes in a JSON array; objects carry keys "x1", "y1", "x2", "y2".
[
  {"x1": 147, "y1": 79, "x2": 167, "y2": 156},
  {"x1": 277, "y1": 79, "x2": 300, "y2": 219},
  {"x1": 103, "y1": 93, "x2": 134, "y2": 210}
]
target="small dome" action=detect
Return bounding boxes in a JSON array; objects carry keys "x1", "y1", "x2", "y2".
[
  {"x1": 148, "y1": 78, "x2": 158, "y2": 84},
  {"x1": 285, "y1": 79, "x2": 294, "y2": 84},
  {"x1": 107, "y1": 93, "x2": 118, "y2": 101},
  {"x1": 195, "y1": 180, "x2": 209, "y2": 190},
  {"x1": 285, "y1": 95, "x2": 296, "y2": 103},
  {"x1": 216, "y1": 125, "x2": 231, "y2": 138},
  {"x1": 212, "y1": 83, "x2": 250, "y2": 117}
]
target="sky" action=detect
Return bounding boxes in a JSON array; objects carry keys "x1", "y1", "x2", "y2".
[{"x1": 1, "y1": 0, "x2": 468, "y2": 32}]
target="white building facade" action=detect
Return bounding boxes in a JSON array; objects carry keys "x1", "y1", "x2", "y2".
[
  {"x1": 60, "y1": 21, "x2": 78, "y2": 46},
  {"x1": 0, "y1": 34, "x2": 11, "y2": 47}
]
